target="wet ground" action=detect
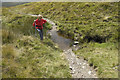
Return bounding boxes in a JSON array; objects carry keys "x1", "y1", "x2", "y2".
[{"x1": 46, "y1": 19, "x2": 72, "y2": 50}]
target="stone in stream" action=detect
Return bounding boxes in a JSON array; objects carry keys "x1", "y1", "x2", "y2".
[
  {"x1": 69, "y1": 66, "x2": 72, "y2": 70},
  {"x1": 74, "y1": 41, "x2": 79, "y2": 45},
  {"x1": 73, "y1": 45, "x2": 76, "y2": 47}
]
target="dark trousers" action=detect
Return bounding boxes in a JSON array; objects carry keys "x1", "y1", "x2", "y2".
[{"x1": 37, "y1": 29, "x2": 43, "y2": 40}]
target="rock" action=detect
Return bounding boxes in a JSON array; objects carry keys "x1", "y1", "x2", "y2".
[
  {"x1": 82, "y1": 66, "x2": 85, "y2": 69},
  {"x1": 71, "y1": 61, "x2": 74, "y2": 64},
  {"x1": 83, "y1": 63, "x2": 86, "y2": 65},
  {"x1": 69, "y1": 66, "x2": 72, "y2": 70},
  {"x1": 88, "y1": 71, "x2": 92, "y2": 75},
  {"x1": 70, "y1": 71, "x2": 75, "y2": 74},
  {"x1": 79, "y1": 63, "x2": 81, "y2": 65},
  {"x1": 77, "y1": 62, "x2": 79, "y2": 65},
  {"x1": 74, "y1": 41, "x2": 79, "y2": 44},
  {"x1": 73, "y1": 45, "x2": 76, "y2": 47}
]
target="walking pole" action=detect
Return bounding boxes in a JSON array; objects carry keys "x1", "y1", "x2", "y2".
[{"x1": 34, "y1": 20, "x2": 37, "y2": 37}]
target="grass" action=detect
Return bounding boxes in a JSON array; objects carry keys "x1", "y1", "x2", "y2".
[
  {"x1": 6, "y1": 2, "x2": 118, "y2": 43},
  {"x1": 2, "y1": 2, "x2": 119, "y2": 78},
  {"x1": 2, "y1": 2, "x2": 118, "y2": 42},
  {"x1": 74, "y1": 42, "x2": 118, "y2": 78},
  {"x1": 2, "y1": 29, "x2": 17, "y2": 44},
  {"x1": 2, "y1": 3, "x2": 71, "y2": 78},
  {"x1": 2, "y1": 35, "x2": 71, "y2": 78}
]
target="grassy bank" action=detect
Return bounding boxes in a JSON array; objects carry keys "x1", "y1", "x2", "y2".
[
  {"x1": 2, "y1": 5, "x2": 71, "y2": 78},
  {"x1": 2, "y1": 2, "x2": 118, "y2": 78},
  {"x1": 2, "y1": 36, "x2": 71, "y2": 78},
  {"x1": 74, "y1": 42, "x2": 118, "y2": 78},
  {"x1": 7, "y1": 2, "x2": 118, "y2": 42}
]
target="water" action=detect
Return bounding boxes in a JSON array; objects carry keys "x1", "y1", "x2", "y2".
[
  {"x1": 45, "y1": 18, "x2": 72, "y2": 50},
  {"x1": 49, "y1": 25, "x2": 72, "y2": 50}
]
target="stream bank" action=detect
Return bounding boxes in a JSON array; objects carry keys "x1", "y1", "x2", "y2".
[
  {"x1": 20, "y1": 13, "x2": 98, "y2": 78},
  {"x1": 46, "y1": 18, "x2": 98, "y2": 78}
]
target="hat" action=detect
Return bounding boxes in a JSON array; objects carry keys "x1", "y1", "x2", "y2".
[{"x1": 38, "y1": 14, "x2": 43, "y2": 18}]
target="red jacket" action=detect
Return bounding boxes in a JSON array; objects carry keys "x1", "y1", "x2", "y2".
[{"x1": 33, "y1": 19, "x2": 47, "y2": 29}]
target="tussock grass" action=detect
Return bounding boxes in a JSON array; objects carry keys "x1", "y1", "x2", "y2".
[
  {"x1": 2, "y1": 29, "x2": 16, "y2": 44},
  {"x1": 2, "y1": 44, "x2": 16, "y2": 59},
  {"x1": 2, "y1": 36, "x2": 71, "y2": 78},
  {"x1": 2, "y1": 2, "x2": 118, "y2": 78}
]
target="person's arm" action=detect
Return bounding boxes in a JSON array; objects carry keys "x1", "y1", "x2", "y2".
[
  {"x1": 43, "y1": 19, "x2": 47, "y2": 24},
  {"x1": 42, "y1": 19, "x2": 46, "y2": 28},
  {"x1": 33, "y1": 21, "x2": 35, "y2": 27}
]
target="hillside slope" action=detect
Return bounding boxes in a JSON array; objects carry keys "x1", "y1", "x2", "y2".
[
  {"x1": 2, "y1": 2, "x2": 118, "y2": 78},
  {"x1": 6, "y1": 2, "x2": 118, "y2": 42},
  {"x1": 2, "y1": 4, "x2": 71, "y2": 78}
]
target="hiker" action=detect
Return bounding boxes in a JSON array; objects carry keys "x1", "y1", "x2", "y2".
[{"x1": 33, "y1": 14, "x2": 47, "y2": 40}]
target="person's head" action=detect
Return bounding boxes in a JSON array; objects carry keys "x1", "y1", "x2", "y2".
[{"x1": 37, "y1": 14, "x2": 43, "y2": 20}]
